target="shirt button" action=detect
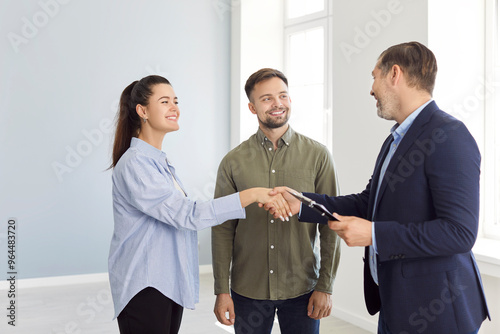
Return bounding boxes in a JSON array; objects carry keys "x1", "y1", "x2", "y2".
[
  {"x1": 268, "y1": 147, "x2": 272, "y2": 151},
  {"x1": 270, "y1": 270, "x2": 274, "y2": 274},
  {"x1": 270, "y1": 220, "x2": 274, "y2": 223},
  {"x1": 272, "y1": 170, "x2": 275, "y2": 173},
  {"x1": 270, "y1": 245, "x2": 274, "y2": 249}
]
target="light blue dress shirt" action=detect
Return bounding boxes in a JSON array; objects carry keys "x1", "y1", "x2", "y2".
[
  {"x1": 108, "y1": 138, "x2": 246, "y2": 319},
  {"x1": 370, "y1": 100, "x2": 432, "y2": 284}
]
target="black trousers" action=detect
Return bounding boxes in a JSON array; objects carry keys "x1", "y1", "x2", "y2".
[{"x1": 117, "y1": 287, "x2": 184, "y2": 334}]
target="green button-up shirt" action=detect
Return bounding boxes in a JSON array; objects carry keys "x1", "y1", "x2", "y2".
[{"x1": 212, "y1": 127, "x2": 341, "y2": 300}]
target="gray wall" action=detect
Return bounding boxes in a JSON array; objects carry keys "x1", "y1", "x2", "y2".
[{"x1": 0, "y1": 0, "x2": 231, "y2": 279}]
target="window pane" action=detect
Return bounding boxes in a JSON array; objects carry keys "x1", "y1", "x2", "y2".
[
  {"x1": 289, "y1": 84, "x2": 325, "y2": 144},
  {"x1": 495, "y1": 67, "x2": 500, "y2": 229},
  {"x1": 496, "y1": 2, "x2": 500, "y2": 229},
  {"x1": 496, "y1": 141, "x2": 500, "y2": 226},
  {"x1": 286, "y1": 25, "x2": 326, "y2": 144},
  {"x1": 494, "y1": 3, "x2": 500, "y2": 233},
  {"x1": 288, "y1": 27, "x2": 324, "y2": 85},
  {"x1": 287, "y1": 0, "x2": 324, "y2": 19}
]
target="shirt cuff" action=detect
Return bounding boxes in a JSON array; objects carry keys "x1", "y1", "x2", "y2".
[
  {"x1": 213, "y1": 193, "x2": 246, "y2": 224},
  {"x1": 372, "y1": 221, "x2": 378, "y2": 253},
  {"x1": 214, "y1": 280, "x2": 230, "y2": 295}
]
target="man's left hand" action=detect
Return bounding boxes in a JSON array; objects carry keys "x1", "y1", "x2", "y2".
[
  {"x1": 328, "y1": 213, "x2": 372, "y2": 247},
  {"x1": 307, "y1": 291, "x2": 332, "y2": 320}
]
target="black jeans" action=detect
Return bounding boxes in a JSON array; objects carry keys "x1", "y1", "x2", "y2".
[{"x1": 117, "y1": 287, "x2": 183, "y2": 334}]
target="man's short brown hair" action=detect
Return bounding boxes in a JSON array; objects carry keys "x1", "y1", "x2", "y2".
[
  {"x1": 377, "y1": 41, "x2": 438, "y2": 95},
  {"x1": 245, "y1": 68, "x2": 288, "y2": 101}
]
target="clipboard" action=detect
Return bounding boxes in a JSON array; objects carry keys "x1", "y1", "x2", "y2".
[{"x1": 287, "y1": 190, "x2": 336, "y2": 220}]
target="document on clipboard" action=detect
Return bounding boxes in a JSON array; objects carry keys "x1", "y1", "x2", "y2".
[{"x1": 287, "y1": 190, "x2": 336, "y2": 221}]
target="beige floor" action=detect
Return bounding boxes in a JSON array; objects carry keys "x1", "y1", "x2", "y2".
[{"x1": 0, "y1": 273, "x2": 371, "y2": 334}]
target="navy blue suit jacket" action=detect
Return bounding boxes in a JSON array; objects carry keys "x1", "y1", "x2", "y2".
[{"x1": 301, "y1": 102, "x2": 489, "y2": 333}]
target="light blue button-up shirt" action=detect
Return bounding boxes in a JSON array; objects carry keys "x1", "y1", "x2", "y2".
[
  {"x1": 370, "y1": 100, "x2": 432, "y2": 284},
  {"x1": 108, "y1": 137, "x2": 246, "y2": 319}
]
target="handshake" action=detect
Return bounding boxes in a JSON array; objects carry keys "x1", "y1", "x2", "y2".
[
  {"x1": 254, "y1": 186, "x2": 373, "y2": 247},
  {"x1": 255, "y1": 186, "x2": 300, "y2": 221}
]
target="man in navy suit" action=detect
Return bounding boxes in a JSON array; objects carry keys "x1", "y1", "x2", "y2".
[{"x1": 269, "y1": 42, "x2": 490, "y2": 333}]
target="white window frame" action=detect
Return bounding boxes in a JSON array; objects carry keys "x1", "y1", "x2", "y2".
[
  {"x1": 284, "y1": 0, "x2": 327, "y2": 26},
  {"x1": 484, "y1": 0, "x2": 500, "y2": 240},
  {"x1": 283, "y1": 0, "x2": 333, "y2": 152}
]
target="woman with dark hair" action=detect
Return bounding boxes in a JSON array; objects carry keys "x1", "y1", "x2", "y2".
[{"x1": 108, "y1": 75, "x2": 290, "y2": 334}]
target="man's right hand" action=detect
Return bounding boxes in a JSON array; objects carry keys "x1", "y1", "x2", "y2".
[
  {"x1": 265, "y1": 186, "x2": 301, "y2": 217},
  {"x1": 214, "y1": 293, "x2": 235, "y2": 326}
]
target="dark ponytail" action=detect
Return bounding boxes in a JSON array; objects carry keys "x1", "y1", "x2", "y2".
[{"x1": 110, "y1": 75, "x2": 171, "y2": 168}]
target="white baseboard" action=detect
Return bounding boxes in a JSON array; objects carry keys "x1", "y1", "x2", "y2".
[{"x1": 332, "y1": 305, "x2": 378, "y2": 333}]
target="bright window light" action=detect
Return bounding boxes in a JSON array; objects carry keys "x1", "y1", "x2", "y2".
[
  {"x1": 286, "y1": 26, "x2": 326, "y2": 145},
  {"x1": 287, "y1": 0, "x2": 325, "y2": 19}
]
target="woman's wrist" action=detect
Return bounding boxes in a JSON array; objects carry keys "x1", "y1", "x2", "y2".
[{"x1": 239, "y1": 188, "x2": 266, "y2": 208}]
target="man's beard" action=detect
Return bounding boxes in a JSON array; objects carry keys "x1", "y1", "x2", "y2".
[
  {"x1": 258, "y1": 107, "x2": 290, "y2": 129},
  {"x1": 376, "y1": 93, "x2": 398, "y2": 121},
  {"x1": 377, "y1": 104, "x2": 394, "y2": 120}
]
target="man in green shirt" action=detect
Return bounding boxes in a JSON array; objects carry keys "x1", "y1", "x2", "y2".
[{"x1": 212, "y1": 68, "x2": 341, "y2": 334}]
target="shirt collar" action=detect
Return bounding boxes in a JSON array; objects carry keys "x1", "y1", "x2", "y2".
[
  {"x1": 256, "y1": 126, "x2": 294, "y2": 147},
  {"x1": 130, "y1": 137, "x2": 167, "y2": 161},
  {"x1": 391, "y1": 99, "x2": 433, "y2": 142}
]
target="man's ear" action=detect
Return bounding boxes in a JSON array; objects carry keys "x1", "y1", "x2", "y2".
[
  {"x1": 389, "y1": 64, "x2": 403, "y2": 86},
  {"x1": 248, "y1": 102, "x2": 257, "y2": 115}
]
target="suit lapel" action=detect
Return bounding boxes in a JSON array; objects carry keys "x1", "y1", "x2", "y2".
[
  {"x1": 372, "y1": 101, "x2": 439, "y2": 216},
  {"x1": 368, "y1": 134, "x2": 394, "y2": 215}
]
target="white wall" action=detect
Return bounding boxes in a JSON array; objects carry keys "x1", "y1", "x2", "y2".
[
  {"x1": 329, "y1": 0, "x2": 429, "y2": 331},
  {"x1": 0, "y1": 0, "x2": 231, "y2": 278}
]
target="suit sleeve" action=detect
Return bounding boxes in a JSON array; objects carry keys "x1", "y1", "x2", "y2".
[
  {"x1": 300, "y1": 180, "x2": 372, "y2": 224},
  {"x1": 313, "y1": 149, "x2": 341, "y2": 293},
  {"x1": 375, "y1": 121, "x2": 480, "y2": 261},
  {"x1": 211, "y1": 156, "x2": 238, "y2": 294}
]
